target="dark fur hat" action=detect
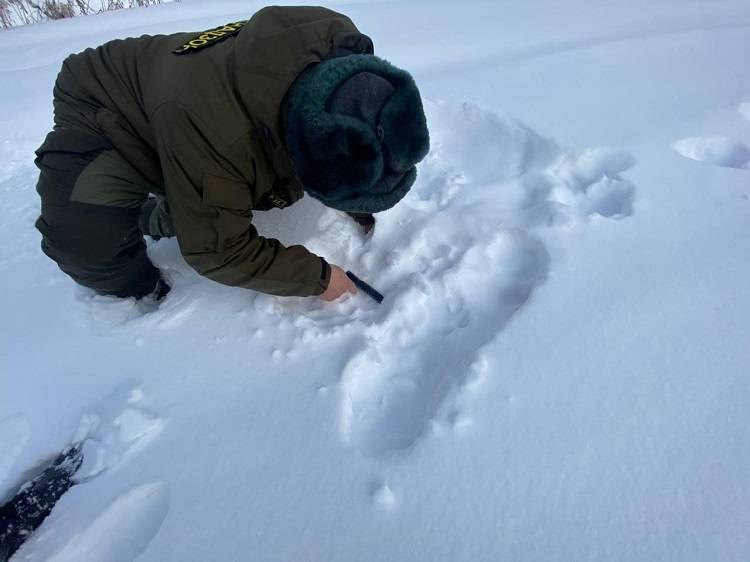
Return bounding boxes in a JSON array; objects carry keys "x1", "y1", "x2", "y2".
[{"x1": 283, "y1": 55, "x2": 430, "y2": 213}]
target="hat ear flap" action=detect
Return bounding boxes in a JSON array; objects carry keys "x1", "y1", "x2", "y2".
[
  {"x1": 298, "y1": 115, "x2": 383, "y2": 199},
  {"x1": 379, "y1": 79, "x2": 430, "y2": 173},
  {"x1": 283, "y1": 54, "x2": 430, "y2": 212}
]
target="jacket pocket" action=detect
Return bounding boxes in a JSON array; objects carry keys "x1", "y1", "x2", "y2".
[
  {"x1": 35, "y1": 128, "x2": 111, "y2": 207},
  {"x1": 202, "y1": 172, "x2": 254, "y2": 214}
]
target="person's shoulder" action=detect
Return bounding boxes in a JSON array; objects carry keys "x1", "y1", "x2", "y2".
[{"x1": 246, "y1": 5, "x2": 356, "y2": 32}]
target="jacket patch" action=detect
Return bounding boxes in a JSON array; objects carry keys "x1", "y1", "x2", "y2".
[
  {"x1": 268, "y1": 193, "x2": 288, "y2": 208},
  {"x1": 173, "y1": 20, "x2": 248, "y2": 54}
]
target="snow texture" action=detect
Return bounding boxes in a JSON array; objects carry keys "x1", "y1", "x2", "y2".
[
  {"x1": 43, "y1": 482, "x2": 170, "y2": 562},
  {"x1": 1, "y1": 1, "x2": 750, "y2": 561},
  {"x1": 0, "y1": 417, "x2": 31, "y2": 495}
]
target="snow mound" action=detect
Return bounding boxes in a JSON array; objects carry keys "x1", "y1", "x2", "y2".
[
  {"x1": 68, "y1": 100, "x2": 636, "y2": 460},
  {"x1": 335, "y1": 101, "x2": 636, "y2": 456}
]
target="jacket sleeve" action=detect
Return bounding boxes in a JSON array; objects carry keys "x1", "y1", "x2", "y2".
[{"x1": 152, "y1": 102, "x2": 330, "y2": 297}]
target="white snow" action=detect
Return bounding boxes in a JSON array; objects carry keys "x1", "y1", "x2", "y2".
[
  {"x1": 45, "y1": 482, "x2": 170, "y2": 562},
  {"x1": 1, "y1": 1, "x2": 749, "y2": 561},
  {"x1": 0, "y1": 416, "x2": 31, "y2": 488},
  {"x1": 673, "y1": 135, "x2": 750, "y2": 169}
]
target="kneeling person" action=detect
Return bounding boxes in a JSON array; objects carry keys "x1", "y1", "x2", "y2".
[{"x1": 34, "y1": 6, "x2": 429, "y2": 303}]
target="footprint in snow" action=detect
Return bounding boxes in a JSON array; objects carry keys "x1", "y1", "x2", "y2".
[
  {"x1": 337, "y1": 100, "x2": 637, "y2": 457},
  {"x1": 672, "y1": 103, "x2": 750, "y2": 170},
  {"x1": 672, "y1": 136, "x2": 750, "y2": 169},
  {"x1": 73, "y1": 385, "x2": 165, "y2": 480},
  {"x1": 10, "y1": 386, "x2": 167, "y2": 561}
]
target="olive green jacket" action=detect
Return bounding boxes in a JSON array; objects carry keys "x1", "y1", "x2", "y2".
[{"x1": 47, "y1": 6, "x2": 374, "y2": 296}]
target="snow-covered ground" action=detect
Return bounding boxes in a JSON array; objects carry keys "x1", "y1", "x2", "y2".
[{"x1": 1, "y1": 1, "x2": 749, "y2": 560}]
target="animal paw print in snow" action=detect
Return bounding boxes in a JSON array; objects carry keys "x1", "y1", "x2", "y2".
[{"x1": 672, "y1": 103, "x2": 750, "y2": 170}]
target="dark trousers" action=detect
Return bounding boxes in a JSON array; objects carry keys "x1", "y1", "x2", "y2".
[{"x1": 34, "y1": 128, "x2": 163, "y2": 299}]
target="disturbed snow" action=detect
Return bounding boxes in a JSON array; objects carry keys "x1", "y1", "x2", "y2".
[{"x1": 1, "y1": 1, "x2": 750, "y2": 561}]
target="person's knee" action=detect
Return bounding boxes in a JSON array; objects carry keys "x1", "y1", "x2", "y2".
[
  {"x1": 40, "y1": 202, "x2": 141, "y2": 261},
  {"x1": 37, "y1": 202, "x2": 161, "y2": 299}
]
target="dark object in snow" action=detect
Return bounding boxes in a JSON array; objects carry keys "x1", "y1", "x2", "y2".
[
  {"x1": 346, "y1": 271, "x2": 384, "y2": 303},
  {"x1": 0, "y1": 445, "x2": 83, "y2": 561},
  {"x1": 347, "y1": 212, "x2": 375, "y2": 235},
  {"x1": 151, "y1": 278, "x2": 171, "y2": 302}
]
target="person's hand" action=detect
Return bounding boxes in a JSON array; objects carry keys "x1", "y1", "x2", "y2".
[{"x1": 320, "y1": 265, "x2": 358, "y2": 302}]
